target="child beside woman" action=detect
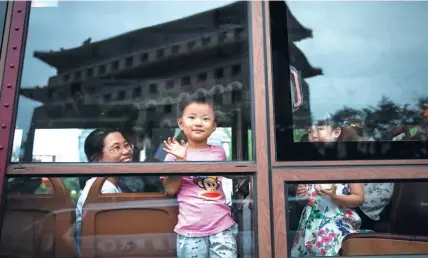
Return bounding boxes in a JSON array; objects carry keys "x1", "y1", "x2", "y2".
[{"x1": 161, "y1": 96, "x2": 238, "y2": 258}]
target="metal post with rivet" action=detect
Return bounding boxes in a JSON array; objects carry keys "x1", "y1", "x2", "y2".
[{"x1": 0, "y1": 1, "x2": 28, "y2": 209}]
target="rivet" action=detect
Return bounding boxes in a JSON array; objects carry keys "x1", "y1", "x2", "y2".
[
  {"x1": 17, "y1": 9, "x2": 22, "y2": 13},
  {"x1": 1, "y1": 124, "x2": 6, "y2": 129},
  {"x1": 0, "y1": 146, "x2": 3, "y2": 151},
  {"x1": 6, "y1": 84, "x2": 12, "y2": 88},
  {"x1": 12, "y1": 45, "x2": 17, "y2": 50},
  {"x1": 9, "y1": 64, "x2": 14, "y2": 68},
  {"x1": 14, "y1": 27, "x2": 19, "y2": 31},
  {"x1": 4, "y1": 103, "x2": 9, "y2": 107}
]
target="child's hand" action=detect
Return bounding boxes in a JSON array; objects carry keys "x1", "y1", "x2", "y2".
[
  {"x1": 163, "y1": 137, "x2": 187, "y2": 160},
  {"x1": 320, "y1": 184, "x2": 337, "y2": 197},
  {"x1": 296, "y1": 184, "x2": 308, "y2": 197}
]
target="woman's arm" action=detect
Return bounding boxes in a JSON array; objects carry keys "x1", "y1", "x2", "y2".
[
  {"x1": 162, "y1": 176, "x2": 182, "y2": 196},
  {"x1": 323, "y1": 183, "x2": 364, "y2": 208}
]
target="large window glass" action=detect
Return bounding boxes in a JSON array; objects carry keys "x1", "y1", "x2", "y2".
[
  {"x1": 271, "y1": 1, "x2": 428, "y2": 161},
  {"x1": 0, "y1": 1, "x2": 7, "y2": 51},
  {"x1": 286, "y1": 180, "x2": 428, "y2": 257},
  {"x1": 0, "y1": 174, "x2": 255, "y2": 257},
  {"x1": 12, "y1": 1, "x2": 253, "y2": 163},
  {"x1": 0, "y1": 0, "x2": 8, "y2": 94}
]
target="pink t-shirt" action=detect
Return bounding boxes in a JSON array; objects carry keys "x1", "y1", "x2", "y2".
[{"x1": 162, "y1": 145, "x2": 236, "y2": 237}]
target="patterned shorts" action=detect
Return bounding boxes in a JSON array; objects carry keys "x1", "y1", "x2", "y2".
[{"x1": 176, "y1": 224, "x2": 238, "y2": 258}]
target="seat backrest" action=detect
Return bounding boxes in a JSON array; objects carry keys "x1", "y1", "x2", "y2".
[
  {"x1": 341, "y1": 233, "x2": 428, "y2": 255},
  {"x1": 80, "y1": 177, "x2": 178, "y2": 258},
  {"x1": 0, "y1": 177, "x2": 76, "y2": 258},
  {"x1": 389, "y1": 182, "x2": 428, "y2": 235}
]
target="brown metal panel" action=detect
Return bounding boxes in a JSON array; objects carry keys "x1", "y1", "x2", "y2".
[
  {"x1": 250, "y1": 1, "x2": 272, "y2": 257},
  {"x1": 0, "y1": 1, "x2": 28, "y2": 202},
  {"x1": 273, "y1": 166, "x2": 428, "y2": 181},
  {"x1": 263, "y1": 0, "x2": 278, "y2": 168},
  {"x1": 273, "y1": 159, "x2": 428, "y2": 167},
  {"x1": 272, "y1": 172, "x2": 287, "y2": 258},
  {"x1": 6, "y1": 162, "x2": 256, "y2": 175}
]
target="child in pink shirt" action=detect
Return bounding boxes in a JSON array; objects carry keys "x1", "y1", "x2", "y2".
[{"x1": 161, "y1": 97, "x2": 238, "y2": 258}]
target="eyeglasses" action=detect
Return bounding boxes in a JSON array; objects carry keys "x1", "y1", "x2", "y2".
[{"x1": 107, "y1": 142, "x2": 134, "y2": 154}]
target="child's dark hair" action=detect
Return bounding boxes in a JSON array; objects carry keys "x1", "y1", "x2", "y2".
[{"x1": 178, "y1": 94, "x2": 216, "y2": 121}]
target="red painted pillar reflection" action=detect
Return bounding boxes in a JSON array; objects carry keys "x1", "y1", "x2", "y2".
[{"x1": 0, "y1": 1, "x2": 29, "y2": 203}]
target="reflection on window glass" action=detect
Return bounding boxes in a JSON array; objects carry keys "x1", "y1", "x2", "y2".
[
  {"x1": 272, "y1": 1, "x2": 428, "y2": 160},
  {"x1": 0, "y1": 175, "x2": 255, "y2": 258},
  {"x1": 0, "y1": 1, "x2": 7, "y2": 96},
  {"x1": 0, "y1": 2, "x2": 6, "y2": 39},
  {"x1": 286, "y1": 181, "x2": 428, "y2": 256},
  {"x1": 0, "y1": 1, "x2": 6, "y2": 45},
  {"x1": 7, "y1": 177, "x2": 52, "y2": 195},
  {"x1": 13, "y1": 1, "x2": 252, "y2": 163},
  {"x1": 12, "y1": 126, "x2": 242, "y2": 163}
]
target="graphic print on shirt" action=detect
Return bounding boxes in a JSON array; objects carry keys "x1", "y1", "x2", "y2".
[{"x1": 191, "y1": 176, "x2": 223, "y2": 200}]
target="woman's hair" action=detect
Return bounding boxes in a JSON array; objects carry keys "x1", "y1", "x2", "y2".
[{"x1": 84, "y1": 128, "x2": 122, "y2": 162}]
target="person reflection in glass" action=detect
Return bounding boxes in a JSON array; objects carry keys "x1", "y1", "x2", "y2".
[
  {"x1": 306, "y1": 119, "x2": 360, "y2": 142},
  {"x1": 292, "y1": 120, "x2": 367, "y2": 256},
  {"x1": 75, "y1": 128, "x2": 133, "y2": 256},
  {"x1": 411, "y1": 102, "x2": 428, "y2": 140}
]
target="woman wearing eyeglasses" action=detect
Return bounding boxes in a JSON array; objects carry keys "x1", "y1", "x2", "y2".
[{"x1": 75, "y1": 128, "x2": 133, "y2": 256}]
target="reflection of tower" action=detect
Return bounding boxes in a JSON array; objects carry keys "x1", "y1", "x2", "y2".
[
  {"x1": 289, "y1": 45, "x2": 322, "y2": 127},
  {"x1": 270, "y1": 2, "x2": 322, "y2": 129},
  {"x1": 19, "y1": 2, "x2": 251, "y2": 161},
  {"x1": 286, "y1": 4, "x2": 322, "y2": 127}
]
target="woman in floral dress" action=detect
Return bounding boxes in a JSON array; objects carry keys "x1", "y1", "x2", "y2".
[{"x1": 291, "y1": 183, "x2": 365, "y2": 256}]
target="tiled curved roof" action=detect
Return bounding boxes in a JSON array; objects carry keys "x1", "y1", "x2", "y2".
[{"x1": 33, "y1": 1, "x2": 247, "y2": 71}]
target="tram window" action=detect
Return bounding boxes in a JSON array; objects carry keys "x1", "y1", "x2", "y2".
[
  {"x1": 271, "y1": 1, "x2": 428, "y2": 161},
  {"x1": 0, "y1": 174, "x2": 255, "y2": 258},
  {"x1": 286, "y1": 180, "x2": 428, "y2": 257},
  {"x1": 13, "y1": 1, "x2": 253, "y2": 163}
]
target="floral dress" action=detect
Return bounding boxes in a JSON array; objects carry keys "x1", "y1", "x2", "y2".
[{"x1": 291, "y1": 184, "x2": 366, "y2": 257}]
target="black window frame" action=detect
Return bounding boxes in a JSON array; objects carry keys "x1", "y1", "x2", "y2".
[{"x1": 269, "y1": 1, "x2": 428, "y2": 162}]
